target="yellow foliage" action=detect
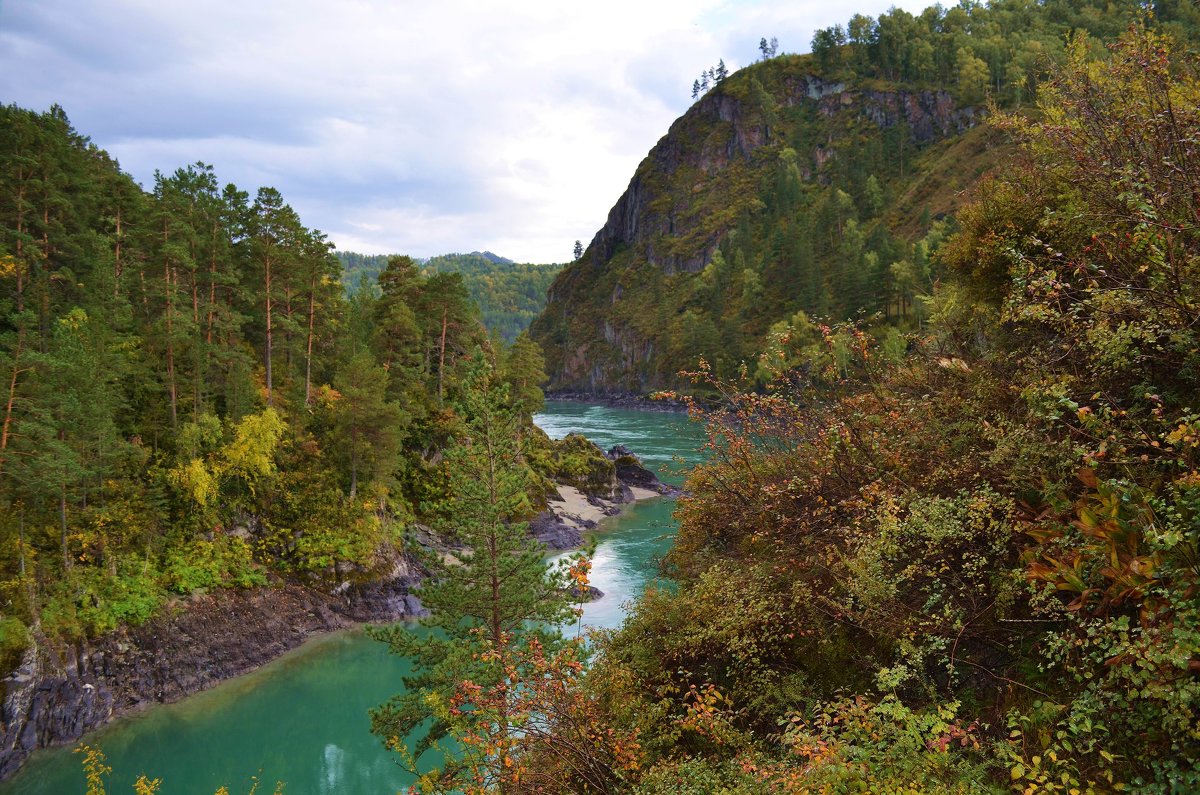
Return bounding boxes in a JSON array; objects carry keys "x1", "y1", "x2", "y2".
[
  {"x1": 220, "y1": 408, "x2": 285, "y2": 492},
  {"x1": 167, "y1": 457, "x2": 219, "y2": 508},
  {"x1": 74, "y1": 745, "x2": 111, "y2": 795},
  {"x1": 0, "y1": 254, "x2": 23, "y2": 279}
]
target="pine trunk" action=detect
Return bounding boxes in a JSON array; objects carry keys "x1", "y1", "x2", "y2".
[
  {"x1": 305, "y1": 278, "x2": 316, "y2": 405},
  {"x1": 265, "y1": 256, "x2": 273, "y2": 406},
  {"x1": 164, "y1": 224, "x2": 178, "y2": 427},
  {"x1": 438, "y1": 307, "x2": 448, "y2": 407},
  {"x1": 0, "y1": 327, "x2": 26, "y2": 479}
]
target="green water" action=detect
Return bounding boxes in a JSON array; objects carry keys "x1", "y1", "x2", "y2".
[{"x1": 2, "y1": 401, "x2": 702, "y2": 795}]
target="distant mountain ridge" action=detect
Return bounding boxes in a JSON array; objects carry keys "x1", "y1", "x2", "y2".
[{"x1": 336, "y1": 250, "x2": 558, "y2": 342}]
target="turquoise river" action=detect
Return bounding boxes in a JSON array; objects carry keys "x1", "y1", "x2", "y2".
[{"x1": 1, "y1": 402, "x2": 703, "y2": 795}]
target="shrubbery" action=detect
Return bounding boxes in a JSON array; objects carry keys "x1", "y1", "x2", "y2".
[{"x1": 565, "y1": 26, "x2": 1200, "y2": 794}]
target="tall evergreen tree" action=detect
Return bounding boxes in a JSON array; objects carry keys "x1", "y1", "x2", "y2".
[
  {"x1": 370, "y1": 350, "x2": 572, "y2": 792},
  {"x1": 330, "y1": 351, "x2": 406, "y2": 499}
]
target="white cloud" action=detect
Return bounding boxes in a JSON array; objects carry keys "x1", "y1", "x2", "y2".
[{"x1": 1, "y1": 0, "x2": 932, "y2": 263}]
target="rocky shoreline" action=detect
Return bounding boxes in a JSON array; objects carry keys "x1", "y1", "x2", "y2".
[
  {"x1": 530, "y1": 444, "x2": 679, "y2": 550},
  {"x1": 0, "y1": 561, "x2": 423, "y2": 782},
  {"x1": 544, "y1": 391, "x2": 689, "y2": 413},
  {"x1": 0, "y1": 443, "x2": 673, "y2": 783}
]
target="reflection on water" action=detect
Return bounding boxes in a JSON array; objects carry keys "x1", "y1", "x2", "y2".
[{"x1": 0, "y1": 401, "x2": 703, "y2": 795}]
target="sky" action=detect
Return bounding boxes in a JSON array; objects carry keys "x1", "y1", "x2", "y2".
[{"x1": 1, "y1": 0, "x2": 933, "y2": 264}]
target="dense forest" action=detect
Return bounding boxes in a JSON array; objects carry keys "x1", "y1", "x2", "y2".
[
  {"x1": 532, "y1": 0, "x2": 1200, "y2": 393},
  {"x1": 337, "y1": 250, "x2": 561, "y2": 342},
  {"x1": 0, "y1": 104, "x2": 563, "y2": 669}
]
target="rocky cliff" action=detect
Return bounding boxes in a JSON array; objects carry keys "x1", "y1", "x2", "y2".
[
  {"x1": 0, "y1": 563, "x2": 421, "y2": 781},
  {"x1": 532, "y1": 55, "x2": 996, "y2": 393}
]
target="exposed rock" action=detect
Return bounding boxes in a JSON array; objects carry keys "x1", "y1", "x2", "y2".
[
  {"x1": 607, "y1": 445, "x2": 680, "y2": 496},
  {"x1": 0, "y1": 442, "x2": 676, "y2": 781},
  {"x1": 529, "y1": 510, "x2": 585, "y2": 550},
  {"x1": 569, "y1": 584, "x2": 605, "y2": 603},
  {"x1": 532, "y1": 58, "x2": 987, "y2": 394},
  {"x1": 0, "y1": 565, "x2": 422, "y2": 782},
  {"x1": 583, "y1": 75, "x2": 978, "y2": 281}
]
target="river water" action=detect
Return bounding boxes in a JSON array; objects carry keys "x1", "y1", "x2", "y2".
[{"x1": 1, "y1": 401, "x2": 702, "y2": 795}]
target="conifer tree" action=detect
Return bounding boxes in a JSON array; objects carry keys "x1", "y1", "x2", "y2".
[
  {"x1": 330, "y1": 351, "x2": 406, "y2": 498},
  {"x1": 501, "y1": 332, "x2": 547, "y2": 418},
  {"x1": 370, "y1": 349, "x2": 572, "y2": 792}
]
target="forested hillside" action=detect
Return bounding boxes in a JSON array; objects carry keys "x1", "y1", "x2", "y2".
[
  {"x1": 517, "y1": 26, "x2": 1200, "y2": 795},
  {"x1": 337, "y1": 250, "x2": 561, "y2": 342},
  {"x1": 5, "y1": 2, "x2": 1200, "y2": 792},
  {"x1": 0, "y1": 105, "x2": 557, "y2": 674},
  {"x1": 531, "y1": 0, "x2": 1200, "y2": 394}
]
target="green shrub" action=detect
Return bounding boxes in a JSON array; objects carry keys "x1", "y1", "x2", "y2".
[
  {"x1": 164, "y1": 535, "x2": 265, "y2": 593},
  {"x1": 0, "y1": 615, "x2": 30, "y2": 674},
  {"x1": 43, "y1": 562, "x2": 167, "y2": 638}
]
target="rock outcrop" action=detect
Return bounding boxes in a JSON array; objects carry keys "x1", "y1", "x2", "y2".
[
  {"x1": 531, "y1": 54, "x2": 991, "y2": 394},
  {"x1": 0, "y1": 442, "x2": 675, "y2": 780},
  {"x1": 606, "y1": 444, "x2": 678, "y2": 496},
  {"x1": 0, "y1": 564, "x2": 421, "y2": 781},
  {"x1": 584, "y1": 76, "x2": 976, "y2": 277},
  {"x1": 531, "y1": 443, "x2": 676, "y2": 550}
]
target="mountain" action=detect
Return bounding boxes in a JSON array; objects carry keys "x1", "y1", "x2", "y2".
[
  {"x1": 531, "y1": 54, "x2": 996, "y2": 393},
  {"x1": 531, "y1": 0, "x2": 1200, "y2": 394},
  {"x1": 336, "y1": 250, "x2": 560, "y2": 342}
]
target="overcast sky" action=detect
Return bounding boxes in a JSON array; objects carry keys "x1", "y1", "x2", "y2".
[{"x1": 1, "y1": 0, "x2": 932, "y2": 263}]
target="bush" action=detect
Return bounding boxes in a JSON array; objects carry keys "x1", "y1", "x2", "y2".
[
  {"x1": 0, "y1": 615, "x2": 30, "y2": 674},
  {"x1": 164, "y1": 535, "x2": 265, "y2": 593},
  {"x1": 43, "y1": 562, "x2": 167, "y2": 638}
]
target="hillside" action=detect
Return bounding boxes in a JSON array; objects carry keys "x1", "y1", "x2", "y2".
[
  {"x1": 530, "y1": 26, "x2": 1200, "y2": 794},
  {"x1": 337, "y1": 250, "x2": 560, "y2": 342},
  {"x1": 530, "y1": 0, "x2": 1200, "y2": 394},
  {"x1": 0, "y1": 103, "x2": 593, "y2": 780},
  {"x1": 531, "y1": 54, "x2": 996, "y2": 393}
]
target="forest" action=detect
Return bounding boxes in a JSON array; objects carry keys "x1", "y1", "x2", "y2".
[
  {"x1": 542, "y1": 24, "x2": 1200, "y2": 795},
  {"x1": 337, "y1": 250, "x2": 561, "y2": 343},
  {"x1": 2, "y1": 1, "x2": 1199, "y2": 793},
  {"x1": 532, "y1": 0, "x2": 1200, "y2": 392},
  {"x1": 0, "y1": 106, "x2": 555, "y2": 663}
]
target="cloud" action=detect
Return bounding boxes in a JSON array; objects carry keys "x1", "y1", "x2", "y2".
[{"x1": 1, "y1": 0, "x2": 932, "y2": 263}]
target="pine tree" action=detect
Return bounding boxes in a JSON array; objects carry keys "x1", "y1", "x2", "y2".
[
  {"x1": 502, "y1": 332, "x2": 547, "y2": 417},
  {"x1": 330, "y1": 351, "x2": 406, "y2": 499},
  {"x1": 370, "y1": 350, "x2": 572, "y2": 791},
  {"x1": 417, "y1": 272, "x2": 477, "y2": 407}
]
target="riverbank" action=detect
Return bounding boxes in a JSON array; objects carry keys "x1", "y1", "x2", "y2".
[
  {"x1": 544, "y1": 391, "x2": 689, "y2": 413},
  {"x1": 0, "y1": 440, "x2": 673, "y2": 784},
  {"x1": 0, "y1": 561, "x2": 422, "y2": 782},
  {"x1": 0, "y1": 403, "x2": 703, "y2": 794},
  {"x1": 531, "y1": 443, "x2": 678, "y2": 550}
]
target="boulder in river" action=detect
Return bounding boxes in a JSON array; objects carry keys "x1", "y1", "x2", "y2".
[{"x1": 607, "y1": 445, "x2": 679, "y2": 496}]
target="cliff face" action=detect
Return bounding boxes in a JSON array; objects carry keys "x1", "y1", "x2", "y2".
[
  {"x1": 532, "y1": 56, "x2": 992, "y2": 393},
  {"x1": 0, "y1": 569, "x2": 421, "y2": 781},
  {"x1": 587, "y1": 77, "x2": 977, "y2": 276}
]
